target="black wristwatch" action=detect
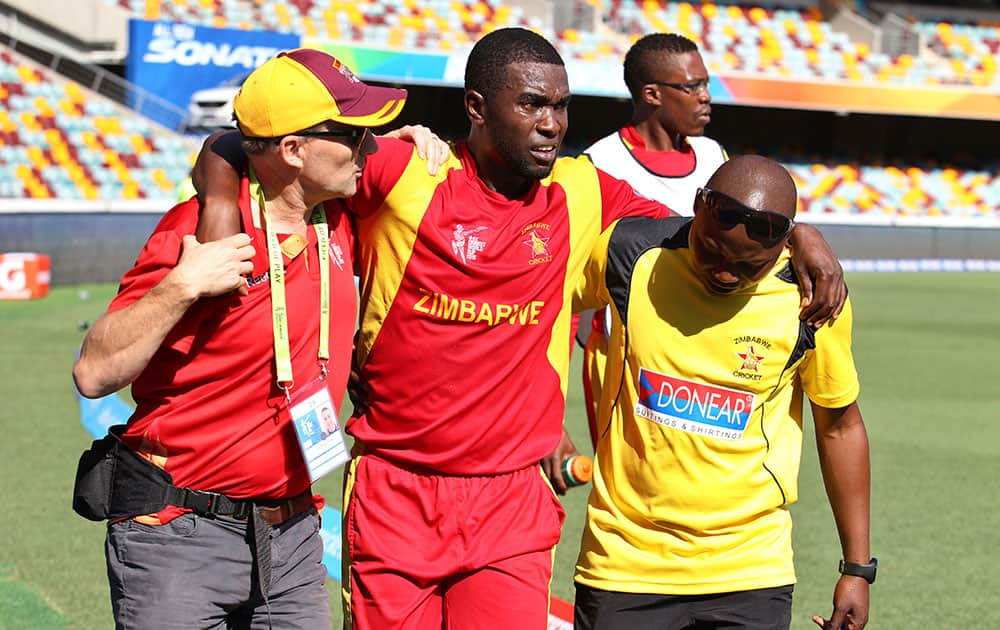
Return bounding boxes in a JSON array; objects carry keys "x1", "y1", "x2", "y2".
[{"x1": 839, "y1": 557, "x2": 877, "y2": 584}]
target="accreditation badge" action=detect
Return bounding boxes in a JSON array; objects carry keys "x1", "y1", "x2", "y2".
[{"x1": 288, "y1": 379, "x2": 350, "y2": 482}]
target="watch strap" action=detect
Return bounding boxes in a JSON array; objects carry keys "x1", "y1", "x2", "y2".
[{"x1": 839, "y1": 557, "x2": 877, "y2": 584}]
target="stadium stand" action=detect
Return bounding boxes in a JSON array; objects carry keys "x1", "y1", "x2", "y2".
[
  {"x1": 0, "y1": 45, "x2": 194, "y2": 200},
  {"x1": 915, "y1": 20, "x2": 1000, "y2": 86},
  {"x1": 114, "y1": 0, "x2": 544, "y2": 50},
  {"x1": 0, "y1": 0, "x2": 996, "y2": 224},
  {"x1": 108, "y1": 0, "x2": 998, "y2": 88},
  {"x1": 788, "y1": 159, "x2": 1000, "y2": 221}
]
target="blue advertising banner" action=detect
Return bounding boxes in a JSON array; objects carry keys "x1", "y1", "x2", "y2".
[{"x1": 126, "y1": 20, "x2": 300, "y2": 129}]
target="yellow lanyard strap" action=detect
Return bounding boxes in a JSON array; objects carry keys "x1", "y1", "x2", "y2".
[{"x1": 249, "y1": 167, "x2": 330, "y2": 390}]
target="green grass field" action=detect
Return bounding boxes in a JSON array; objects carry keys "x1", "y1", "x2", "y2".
[{"x1": 2, "y1": 274, "x2": 998, "y2": 629}]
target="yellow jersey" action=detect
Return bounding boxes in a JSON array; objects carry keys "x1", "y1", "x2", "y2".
[{"x1": 573, "y1": 216, "x2": 860, "y2": 595}]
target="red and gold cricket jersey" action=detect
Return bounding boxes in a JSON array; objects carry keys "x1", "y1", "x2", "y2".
[{"x1": 344, "y1": 139, "x2": 669, "y2": 474}]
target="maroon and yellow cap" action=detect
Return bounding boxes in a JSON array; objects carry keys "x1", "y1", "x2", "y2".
[{"x1": 233, "y1": 48, "x2": 407, "y2": 138}]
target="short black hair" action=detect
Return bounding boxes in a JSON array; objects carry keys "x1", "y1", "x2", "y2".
[
  {"x1": 465, "y1": 27, "x2": 564, "y2": 100},
  {"x1": 623, "y1": 33, "x2": 699, "y2": 101}
]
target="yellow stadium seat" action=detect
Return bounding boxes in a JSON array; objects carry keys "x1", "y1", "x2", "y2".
[
  {"x1": 64, "y1": 82, "x2": 86, "y2": 104},
  {"x1": 837, "y1": 165, "x2": 858, "y2": 182},
  {"x1": 387, "y1": 26, "x2": 404, "y2": 47},
  {"x1": 19, "y1": 111, "x2": 41, "y2": 132},
  {"x1": 58, "y1": 98, "x2": 82, "y2": 118},
  {"x1": 27, "y1": 146, "x2": 49, "y2": 169},
  {"x1": 33, "y1": 96, "x2": 55, "y2": 118},
  {"x1": 44, "y1": 128, "x2": 63, "y2": 145},
  {"x1": 130, "y1": 134, "x2": 152, "y2": 155},
  {"x1": 16, "y1": 65, "x2": 40, "y2": 84},
  {"x1": 51, "y1": 144, "x2": 72, "y2": 165},
  {"x1": 301, "y1": 16, "x2": 318, "y2": 37},
  {"x1": 348, "y1": 6, "x2": 364, "y2": 27},
  {"x1": 95, "y1": 117, "x2": 124, "y2": 136},
  {"x1": 813, "y1": 173, "x2": 836, "y2": 198},
  {"x1": 143, "y1": 0, "x2": 162, "y2": 21}
]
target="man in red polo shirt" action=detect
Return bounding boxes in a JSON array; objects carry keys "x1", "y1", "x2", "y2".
[{"x1": 73, "y1": 51, "x2": 408, "y2": 629}]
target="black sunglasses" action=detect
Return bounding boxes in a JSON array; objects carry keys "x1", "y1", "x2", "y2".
[
  {"x1": 699, "y1": 187, "x2": 793, "y2": 242},
  {"x1": 649, "y1": 78, "x2": 710, "y2": 94},
  {"x1": 273, "y1": 127, "x2": 370, "y2": 149}
]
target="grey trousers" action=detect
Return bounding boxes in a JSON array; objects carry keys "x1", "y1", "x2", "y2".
[{"x1": 106, "y1": 510, "x2": 331, "y2": 630}]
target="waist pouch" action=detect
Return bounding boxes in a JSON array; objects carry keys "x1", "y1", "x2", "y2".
[{"x1": 72, "y1": 425, "x2": 175, "y2": 521}]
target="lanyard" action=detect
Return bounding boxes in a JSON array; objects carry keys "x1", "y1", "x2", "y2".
[{"x1": 249, "y1": 167, "x2": 330, "y2": 398}]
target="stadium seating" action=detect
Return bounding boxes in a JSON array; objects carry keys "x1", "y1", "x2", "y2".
[
  {"x1": 5, "y1": 3, "x2": 997, "y2": 223},
  {"x1": 601, "y1": 2, "x2": 1000, "y2": 87},
  {"x1": 110, "y1": 0, "x2": 999, "y2": 89},
  {"x1": 115, "y1": 0, "x2": 542, "y2": 50},
  {"x1": 0, "y1": 47, "x2": 194, "y2": 200},
  {"x1": 788, "y1": 159, "x2": 1000, "y2": 222},
  {"x1": 914, "y1": 20, "x2": 1000, "y2": 87}
]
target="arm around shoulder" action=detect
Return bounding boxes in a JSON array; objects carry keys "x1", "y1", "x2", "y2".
[
  {"x1": 788, "y1": 223, "x2": 846, "y2": 328},
  {"x1": 192, "y1": 130, "x2": 245, "y2": 242}
]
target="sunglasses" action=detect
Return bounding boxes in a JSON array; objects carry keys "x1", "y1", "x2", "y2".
[
  {"x1": 273, "y1": 127, "x2": 370, "y2": 150},
  {"x1": 649, "y1": 78, "x2": 710, "y2": 95},
  {"x1": 699, "y1": 187, "x2": 793, "y2": 242}
]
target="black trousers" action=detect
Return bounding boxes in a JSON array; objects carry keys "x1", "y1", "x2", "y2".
[{"x1": 574, "y1": 582, "x2": 794, "y2": 630}]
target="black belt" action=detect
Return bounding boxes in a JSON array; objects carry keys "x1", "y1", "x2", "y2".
[{"x1": 165, "y1": 487, "x2": 313, "y2": 526}]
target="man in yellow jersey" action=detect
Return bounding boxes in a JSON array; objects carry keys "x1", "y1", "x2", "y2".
[{"x1": 573, "y1": 155, "x2": 873, "y2": 630}]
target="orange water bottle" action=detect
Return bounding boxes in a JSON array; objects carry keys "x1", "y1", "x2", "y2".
[{"x1": 561, "y1": 454, "x2": 593, "y2": 488}]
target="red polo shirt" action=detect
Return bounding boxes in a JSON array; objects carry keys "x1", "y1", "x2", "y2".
[{"x1": 109, "y1": 176, "x2": 357, "y2": 517}]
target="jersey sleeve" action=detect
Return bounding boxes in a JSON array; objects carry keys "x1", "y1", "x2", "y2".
[
  {"x1": 573, "y1": 220, "x2": 616, "y2": 312},
  {"x1": 595, "y1": 168, "x2": 674, "y2": 230},
  {"x1": 799, "y1": 297, "x2": 861, "y2": 409},
  {"x1": 349, "y1": 137, "x2": 423, "y2": 217},
  {"x1": 208, "y1": 130, "x2": 248, "y2": 173},
  {"x1": 107, "y1": 212, "x2": 204, "y2": 355}
]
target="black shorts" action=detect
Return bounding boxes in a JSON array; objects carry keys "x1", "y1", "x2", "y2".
[{"x1": 574, "y1": 582, "x2": 794, "y2": 630}]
